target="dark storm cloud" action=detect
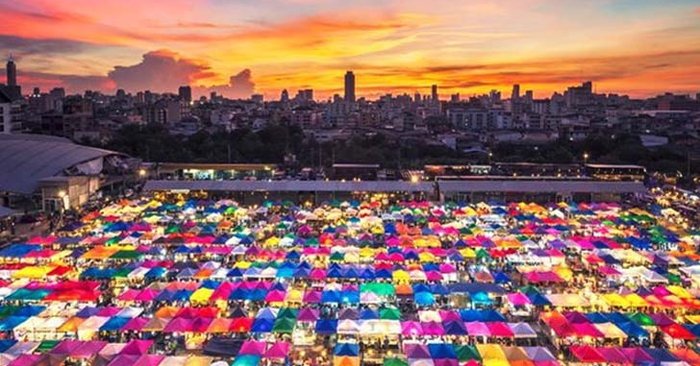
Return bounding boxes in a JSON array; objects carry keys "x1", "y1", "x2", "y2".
[{"x1": 0, "y1": 35, "x2": 93, "y2": 56}]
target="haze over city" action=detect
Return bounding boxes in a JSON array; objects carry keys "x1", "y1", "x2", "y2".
[{"x1": 2, "y1": 0, "x2": 700, "y2": 99}]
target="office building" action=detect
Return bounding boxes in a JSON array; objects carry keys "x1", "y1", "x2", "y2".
[{"x1": 344, "y1": 71, "x2": 355, "y2": 102}]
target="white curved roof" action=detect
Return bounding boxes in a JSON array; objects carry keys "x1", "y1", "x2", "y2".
[{"x1": 0, "y1": 134, "x2": 123, "y2": 194}]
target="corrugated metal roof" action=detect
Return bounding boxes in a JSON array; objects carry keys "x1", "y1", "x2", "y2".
[
  {"x1": 0, "y1": 206, "x2": 15, "y2": 218},
  {"x1": 438, "y1": 180, "x2": 645, "y2": 193},
  {"x1": 0, "y1": 134, "x2": 122, "y2": 194},
  {"x1": 143, "y1": 180, "x2": 434, "y2": 192}
]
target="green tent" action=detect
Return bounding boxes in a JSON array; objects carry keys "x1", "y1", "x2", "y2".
[
  {"x1": 330, "y1": 252, "x2": 344, "y2": 261},
  {"x1": 114, "y1": 268, "x2": 134, "y2": 278},
  {"x1": 383, "y1": 357, "x2": 408, "y2": 366},
  {"x1": 0, "y1": 305, "x2": 19, "y2": 318},
  {"x1": 379, "y1": 308, "x2": 402, "y2": 320},
  {"x1": 456, "y1": 345, "x2": 481, "y2": 362},
  {"x1": 628, "y1": 312, "x2": 655, "y2": 326},
  {"x1": 666, "y1": 273, "x2": 681, "y2": 285},
  {"x1": 272, "y1": 318, "x2": 296, "y2": 333},
  {"x1": 36, "y1": 339, "x2": 60, "y2": 353},
  {"x1": 110, "y1": 250, "x2": 142, "y2": 260},
  {"x1": 277, "y1": 308, "x2": 298, "y2": 320}
]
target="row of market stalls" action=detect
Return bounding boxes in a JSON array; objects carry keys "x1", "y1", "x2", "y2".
[{"x1": 0, "y1": 197, "x2": 698, "y2": 365}]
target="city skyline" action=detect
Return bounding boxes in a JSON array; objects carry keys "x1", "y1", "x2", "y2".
[{"x1": 1, "y1": 0, "x2": 700, "y2": 99}]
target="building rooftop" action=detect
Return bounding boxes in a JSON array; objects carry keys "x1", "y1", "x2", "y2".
[{"x1": 0, "y1": 134, "x2": 125, "y2": 194}]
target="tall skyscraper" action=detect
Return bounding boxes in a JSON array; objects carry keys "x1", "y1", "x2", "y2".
[
  {"x1": 178, "y1": 86, "x2": 192, "y2": 103},
  {"x1": 280, "y1": 89, "x2": 289, "y2": 103},
  {"x1": 431, "y1": 85, "x2": 438, "y2": 101},
  {"x1": 511, "y1": 84, "x2": 520, "y2": 100},
  {"x1": 6, "y1": 55, "x2": 17, "y2": 87},
  {"x1": 344, "y1": 71, "x2": 355, "y2": 102}
]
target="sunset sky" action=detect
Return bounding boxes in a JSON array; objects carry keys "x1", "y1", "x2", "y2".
[{"x1": 1, "y1": 0, "x2": 699, "y2": 99}]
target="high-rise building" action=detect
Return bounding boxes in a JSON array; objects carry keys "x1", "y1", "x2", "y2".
[
  {"x1": 414, "y1": 92, "x2": 421, "y2": 103},
  {"x1": 511, "y1": 84, "x2": 520, "y2": 100},
  {"x1": 178, "y1": 86, "x2": 192, "y2": 103},
  {"x1": 344, "y1": 71, "x2": 356, "y2": 102},
  {"x1": 431, "y1": 85, "x2": 438, "y2": 101},
  {"x1": 280, "y1": 89, "x2": 289, "y2": 103},
  {"x1": 6, "y1": 56, "x2": 17, "y2": 87}
]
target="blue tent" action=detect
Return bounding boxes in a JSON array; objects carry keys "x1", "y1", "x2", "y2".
[
  {"x1": 156, "y1": 290, "x2": 175, "y2": 302},
  {"x1": 415, "y1": 292, "x2": 435, "y2": 306},
  {"x1": 613, "y1": 321, "x2": 649, "y2": 338},
  {"x1": 100, "y1": 316, "x2": 130, "y2": 331},
  {"x1": 0, "y1": 340, "x2": 17, "y2": 353},
  {"x1": 527, "y1": 292, "x2": 552, "y2": 306},
  {"x1": 643, "y1": 348, "x2": 680, "y2": 363},
  {"x1": 14, "y1": 305, "x2": 46, "y2": 317},
  {"x1": 428, "y1": 343, "x2": 457, "y2": 359},
  {"x1": 443, "y1": 320, "x2": 468, "y2": 335},
  {"x1": 334, "y1": 343, "x2": 360, "y2": 357},
  {"x1": 585, "y1": 312, "x2": 610, "y2": 324},
  {"x1": 251, "y1": 318, "x2": 273, "y2": 333},
  {"x1": 321, "y1": 291, "x2": 341, "y2": 303},
  {"x1": 0, "y1": 316, "x2": 28, "y2": 331},
  {"x1": 315, "y1": 319, "x2": 337, "y2": 335}
]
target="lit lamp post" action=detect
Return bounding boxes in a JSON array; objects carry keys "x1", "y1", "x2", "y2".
[
  {"x1": 583, "y1": 152, "x2": 589, "y2": 164},
  {"x1": 57, "y1": 190, "x2": 66, "y2": 228}
]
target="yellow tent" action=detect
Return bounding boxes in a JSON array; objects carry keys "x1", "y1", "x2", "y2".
[
  {"x1": 476, "y1": 344, "x2": 509, "y2": 366},
  {"x1": 190, "y1": 288, "x2": 213, "y2": 304},
  {"x1": 392, "y1": 270, "x2": 410, "y2": 283},
  {"x1": 601, "y1": 293, "x2": 630, "y2": 308}
]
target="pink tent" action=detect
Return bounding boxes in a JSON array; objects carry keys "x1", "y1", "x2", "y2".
[
  {"x1": 439, "y1": 310, "x2": 461, "y2": 322},
  {"x1": 9, "y1": 354, "x2": 43, "y2": 366},
  {"x1": 303, "y1": 290, "x2": 322, "y2": 303},
  {"x1": 107, "y1": 354, "x2": 140, "y2": 366},
  {"x1": 465, "y1": 321, "x2": 491, "y2": 337},
  {"x1": 421, "y1": 321, "x2": 445, "y2": 336},
  {"x1": 507, "y1": 293, "x2": 531, "y2": 306},
  {"x1": 97, "y1": 307, "x2": 122, "y2": 317},
  {"x1": 122, "y1": 317, "x2": 149, "y2": 331},
  {"x1": 50, "y1": 340, "x2": 83, "y2": 355},
  {"x1": 297, "y1": 308, "x2": 320, "y2": 322},
  {"x1": 265, "y1": 342, "x2": 291, "y2": 359},
  {"x1": 571, "y1": 323, "x2": 604, "y2": 338},
  {"x1": 433, "y1": 360, "x2": 458, "y2": 366},
  {"x1": 596, "y1": 347, "x2": 629, "y2": 364},
  {"x1": 265, "y1": 290, "x2": 287, "y2": 302},
  {"x1": 71, "y1": 341, "x2": 108, "y2": 358},
  {"x1": 486, "y1": 322, "x2": 515, "y2": 338},
  {"x1": 164, "y1": 318, "x2": 193, "y2": 332},
  {"x1": 401, "y1": 321, "x2": 423, "y2": 337},
  {"x1": 239, "y1": 340, "x2": 266, "y2": 356},
  {"x1": 118, "y1": 289, "x2": 141, "y2": 301},
  {"x1": 190, "y1": 318, "x2": 213, "y2": 333},
  {"x1": 120, "y1": 340, "x2": 153, "y2": 355},
  {"x1": 309, "y1": 269, "x2": 327, "y2": 280},
  {"x1": 135, "y1": 289, "x2": 159, "y2": 302},
  {"x1": 404, "y1": 344, "x2": 431, "y2": 359}
]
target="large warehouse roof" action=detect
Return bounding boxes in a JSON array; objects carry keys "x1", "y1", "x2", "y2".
[
  {"x1": 0, "y1": 134, "x2": 123, "y2": 194},
  {"x1": 143, "y1": 180, "x2": 435, "y2": 192},
  {"x1": 437, "y1": 180, "x2": 646, "y2": 193}
]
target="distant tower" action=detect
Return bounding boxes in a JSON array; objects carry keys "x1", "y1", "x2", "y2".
[
  {"x1": 344, "y1": 71, "x2": 355, "y2": 102},
  {"x1": 6, "y1": 55, "x2": 17, "y2": 87},
  {"x1": 511, "y1": 84, "x2": 520, "y2": 100},
  {"x1": 280, "y1": 89, "x2": 289, "y2": 103},
  {"x1": 178, "y1": 86, "x2": 192, "y2": 102},
  {"x1": 431, "y1": 85, "x2": 438, "y2": 101}
]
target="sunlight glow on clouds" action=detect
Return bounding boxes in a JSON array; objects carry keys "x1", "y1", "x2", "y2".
[{"x1": 1, "y1": 0, "x2": 699, "y2": 98}]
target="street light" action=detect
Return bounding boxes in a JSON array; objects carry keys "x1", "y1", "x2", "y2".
[
  {"x1": 583, "y1": 152, "x2": 589, "y2": 164},
  {"x1": 138, "y1": 168, "x2": 147, "y2": 177}
]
